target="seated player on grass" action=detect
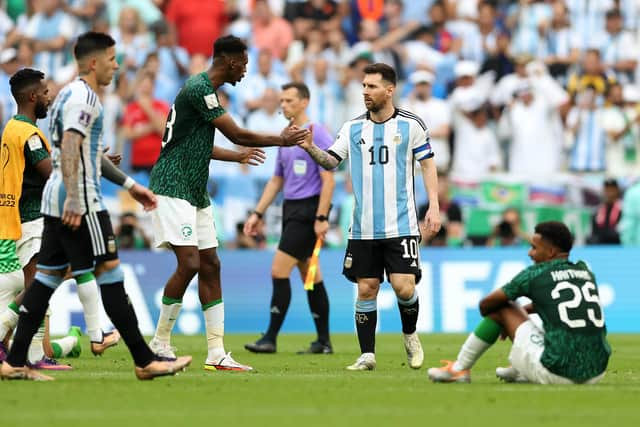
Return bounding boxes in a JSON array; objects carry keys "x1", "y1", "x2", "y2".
[{"x1": 428, "y1": 221, "x2": 611, "y2": 384}]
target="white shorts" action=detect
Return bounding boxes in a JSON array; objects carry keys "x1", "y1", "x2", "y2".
[
  {"x1": 16, "y1": 217, "x2": 44, "y2": 267},
  {"x1": 509, "y1": 320, "x2": 605, "y2": 385},
  {"x1": 152, "y1": 195, "x2": 218, "y2": 250}
]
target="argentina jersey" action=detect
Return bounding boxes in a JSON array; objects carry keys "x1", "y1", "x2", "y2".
[
  {"x1": 328, "y1": 109, "x2": 433, "y2": 240},
  {"x1": 42, "y1": 79, "x2": 105, "y2": 217}
]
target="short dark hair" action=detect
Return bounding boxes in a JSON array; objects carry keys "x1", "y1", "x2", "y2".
[
  {"x1": 606, "y1": 8, "x2": 622, "y2": 19},
  {"x1": 363, "y1": 63, "x2": 397, "y2": 85},
  {"x1": 74, "y1": 31, "x2": 115, "y2": 60},
  {"x1": 535, "y1": 221, "x2": 574, "y2": 253},
  {"x1": 213, "y1": 35, "x2": 247, "y2": 58},
  {"x1": 281, "y1": 82, "x2": 310, "y2": 100},
  {"x1": 9, "y1": 68, "x2": 45, "y2": 102}
]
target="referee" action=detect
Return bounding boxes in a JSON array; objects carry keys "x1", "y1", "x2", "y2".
[{"x1": 244, "y1": 82, "x2": 335, "y2": 354}]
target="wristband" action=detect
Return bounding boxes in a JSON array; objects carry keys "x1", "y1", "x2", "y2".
[
  {"x1": 315, "y1": 215, "x2": 328, "y2": 222},
  {"x1": 123, "y1": 176, "x2": 136, "y2": 190}
]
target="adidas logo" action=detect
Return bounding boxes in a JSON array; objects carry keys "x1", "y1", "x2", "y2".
[
  {"x1": 358, "y1": 138, "x2": 366, "y2": 145},
  {"x1": 270, "y1": 306, "x2": 281, "y2": 314},
  {"x1": 410, "y1": 261, "x2": 417, "y2": 267},
  {"x1": 19, "y1": 305, "x2": 29, "y2": 314}
]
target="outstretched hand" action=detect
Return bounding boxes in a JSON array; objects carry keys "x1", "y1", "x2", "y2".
[
  {"x1": 238, "y1": 147, "x2": 266, "y2": 166},
  {"x1": 280, "y1": 125, "x2": 310, "y2": 146}
]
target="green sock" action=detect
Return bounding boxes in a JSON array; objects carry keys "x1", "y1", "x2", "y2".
[
  {"x1": 8, "y1": 301, "x2": 19, "y2": 314},
  {"x1": 473, "y1": 317, "x2": 501, "y2": 344},
  {"x1": 51, "y1": 342, "x2": 63, "y2": 358},
  {"x1": 162, "y1": 296, "x2": 183, "y2": 305}
]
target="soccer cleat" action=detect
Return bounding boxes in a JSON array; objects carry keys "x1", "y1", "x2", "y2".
[
  {"x1": 30, "y1": 357, "x2": 73, "y2": 371},
  {"x1": 403, "y1": 332, "x2": 424, "y2": 369},
  {"x1": 204, "y1": 352, "x2": 253, "y2": 371},
  {"x1": 297, "y1": 340, "x2": 333, "y2": 355},
  {"x1": 346, "y1": 353, "x2": 376, "y2": 371},
  {"x1": 1, "y1": 361, "x2": 55, "y2": 381},
  {"x1": 427, "y1": 360, "x2": 471, "y2": 383},
  {"x1": 91, "y1": 330, "x2": 120, "y2": 356},
  {"x1": 68, "y1": 326, "x2": 82, "y2": 358},
  {"x1": 244, "y1": 337, "x2": 276, "y2": 354},
  {"x1": 496, "y1": 365, "x2": 529, "y2": 383},
  {"x1": 0, "y1": 342, "x2": 7, "y2": 362},
  {"x1": 149, "y1": 337, "x2": 177, "y2": 360},
  {"x1": 135, "y1": 355, "x2": 192, "y2": 380}
]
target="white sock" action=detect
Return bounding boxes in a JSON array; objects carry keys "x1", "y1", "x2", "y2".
[
  {"x1": 76, "y1": 278, "x2": 103, "y2": 342},
  {"x1": 51, "y1": 336, "x2": 77, "y2": 357},
  {"x1": 453, "y1": 333, "x2": 491, "y2": 371},
  {"x1": 0, "y1": 306, "x2": 19, "y2": 338},
  {"x1": 153, "y1": 301, "x2": 182, "y2": 343},
  {"x1": 204, "y1": 301, "x2": 225, "y2": 362},
  {"x1": 28, "y1": 323, "x2": 46, "y2": 363}
]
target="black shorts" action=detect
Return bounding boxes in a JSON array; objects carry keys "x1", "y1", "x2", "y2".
[
  {"x1": 342, "y1": 237, "x2": 422, "y2": 284},
  {"x1": 278, "y1": 195, "x2": 319, "y2": 261},
  {"x1": 37, "y1": 211, "x2": 118, "y2": 275}
]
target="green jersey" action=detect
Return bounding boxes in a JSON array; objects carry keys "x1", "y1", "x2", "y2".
[
  {"x1": 503, "y1": 259, "x2": 611, "y2": 382},
  {"x1": 149, "y1": 72, "x2": 226, "y2": 208},
  {"x1": 20, "y1": 135, "x2": 50, "y2": 223},
  {"x1": 0, "y1": 239, "x2": 21, "y2": 273}
]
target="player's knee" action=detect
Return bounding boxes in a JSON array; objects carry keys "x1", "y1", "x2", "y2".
[
  {"x1": 201, "y1": 253, "x2": 220, "y2": 275},
  {"x1": 357, "y1": 280, "x2": 379, "y2": 299},
  {"x1": 177, "y1": 254, "x2": 200, "y2": 278}
]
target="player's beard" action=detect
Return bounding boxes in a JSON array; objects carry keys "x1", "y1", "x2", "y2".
[
  {"x1": 35, "y1": 102, "x2": 48, "y2": 119},
  {"x1": 366, "y1": 100, "x2": 382, "y2": 113}
]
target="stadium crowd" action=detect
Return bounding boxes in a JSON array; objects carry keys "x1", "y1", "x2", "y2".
[{"x1": 1, "y1": 0, "x2": 640, "y2": 248}]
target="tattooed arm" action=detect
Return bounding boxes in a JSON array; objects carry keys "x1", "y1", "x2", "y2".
[
  {"x1": 60, "y1": 130, "x2": 83, "y2": 230},
  {"x1": 299, "y1": 130, "x2": 340, "y2": 170}
]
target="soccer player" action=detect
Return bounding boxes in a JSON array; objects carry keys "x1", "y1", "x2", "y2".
[
  {"x1": 1, "y1": 32, "x2": 192, "y2": 381},
  {"x1": 243, "y1": 82, "x2": 335, "y2": 354},
  {"x1": 299, "y1": 63, "x2": 442, "y2": 370},
  {"x1": 428, "y1": 221, "x2": 611, "y2": 384},
  {"x1": 147, "y1": 35, "x2": 309, "y2": 371}
]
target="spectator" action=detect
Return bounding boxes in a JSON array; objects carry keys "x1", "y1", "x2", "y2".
[
  {"x1": 164, "y1": 0, "x2": 228, "y2": 56},
  {"x1": 567, "y1": 49, "x2": 615, "y2": 102},
  {"x1": 0, "y1": 5, "x2": 17, "y2": 48},
  {"x1": 480, "y1": 29, "x2": 515, "y2": 82},
  {"x1": 293, "y1": 0, "x2": 340, "y2": 35},
  {"x1": 588, "y1": 178, "x2": 622, "y2": 244},
  {"x1": 238, "y1": 49, "x2": 288, "y2": 116},
  {"x1": 593, "y1": 8, "x2": 638, "y2": 85},
  {"x1": 402, "y1": 70, "x2": 451, "y2": 172},
  {"x1": 23, "y1": 0, "x2": 76, "y2": 81},
  {"x1": 506, "y1": 0, "x2": 552, "y2": 58},
  {"x1": 342, "y1": 52, "x2": 372, "y2": 122},
  {"x1": 121, "y1": 71, "x2": 170, "y2": 174},
  {"x1": 486, "y1": 207, "x2": 528, "y2": 247},
  {"x1": 566, "y1": 0, "x2": 615, "y2": 52},
  {"x1": 63, "y1": 0, "x2": 108, "y2": 34},
  {"x1": 601, "y1": 83, "x2": 640, "y2": 179},
  {"x1": 111, "y1": 6, "x2": 152, "y2": 79},
  {"x1": 419, "y1": 172, "x2": 463, "y2": 246},
  {"x1": 252, "y1": 0, "x2": 294, "y2": 61},
  {"x1": 304, "y1": 57, "x2": 343, "y2": 134},
  {"x1": 147, "y1": 20, "x2": 190, "y2": 104},
  {"x1": 115, "y1": 212, "x2": 152, "y2": 249},
  {"x1": 542, "y1": 1, "x2": 580, "y2": 84},
  {"x1": 566, "y1": 86, "x2": 608, "y2": 173},
  {"x1": 619, "y1": 178, "x2": 640, "y2": 245},
  {"x1": 0, "y1": 48, "x2": 20, "y2": 129}
]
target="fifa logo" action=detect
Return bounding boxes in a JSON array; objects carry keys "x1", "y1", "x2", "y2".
[{"x1": 355, "y1": 313, "x2": 369, "y2": 324}]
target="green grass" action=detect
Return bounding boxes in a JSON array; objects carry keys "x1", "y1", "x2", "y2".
[{"x1": 3, "y1": 334, "x2": 639, "y2": 427}]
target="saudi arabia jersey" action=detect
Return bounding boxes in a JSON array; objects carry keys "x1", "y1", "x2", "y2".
[
  {"x1": 149, "y1": 72, "x2": 226, "y2": 209},
  {"x1": 42, "y1": 79, "x2": 105, "y2": 217},
  {"x1": 327, "y1": 109, "x2": 433, "y2": 240},
  {"x1": 502, "y1": 258, "x2": 611, "y2": 382}
]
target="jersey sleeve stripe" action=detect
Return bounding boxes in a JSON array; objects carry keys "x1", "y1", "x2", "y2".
[
  {"x1": 327, "y1": 149, "x2": 343, "y2": 162},
  {"x1": 412, "y1": 143, "x2": 431, "y2": 154},
  {"x1": 397, "y1": 110, "x2": 427, "y2": 131}
]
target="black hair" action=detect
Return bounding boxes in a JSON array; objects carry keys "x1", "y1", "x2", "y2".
[
  {"x1": 74, "y1": 31, "x2": 116, "y2": 60},
  {"x1": 282, "y1": 82, "x2": 310, "y2": 100},
  {"x1": 535, "y1": 221, "x2": 574, "y2": 253},
  {"x1": 213, "y1": 35, "x2": 247, "y2": 58},
  {"x1": 9, "y1": 68, "x2": 45, "y2": 102},
  {"x1": 363, "y1": 63, "x2": 397, "y2": 85}
]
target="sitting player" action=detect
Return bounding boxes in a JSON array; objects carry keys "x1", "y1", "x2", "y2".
[{"x1": 428, "y1": 221, "x2": 611, "y2": 384}]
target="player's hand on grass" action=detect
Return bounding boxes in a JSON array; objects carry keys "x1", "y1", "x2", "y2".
[
  {"x1": 314, "y1": 219, "x2": 329, "y2": 240},
  {"x1": 422, "y1": 207, "x2": 442, "y2": 239},
  {"x1": 244, "y1": 213, "x2": 262, "y2": 237},
  {"x1": 62, "y1": 197, "x2": 83, "y2": 230},
  {"x1": 238, "y1": 147, "x2": 266, "y2": 166},
  {"x1": 280, "y1": 125, "x2": 310, "y2": 146},
  {"x1": 129, "y1": 184, "x2": 158, "y2": 211}
]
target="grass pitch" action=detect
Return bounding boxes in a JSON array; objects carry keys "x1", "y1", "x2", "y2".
[{"x1": 3, "y1": 334, "x2": 638, "y2": 427}]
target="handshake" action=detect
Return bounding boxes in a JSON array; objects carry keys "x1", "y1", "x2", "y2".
[{"x1": 280, "y1": 124, "x2": 313, "y2": 147}]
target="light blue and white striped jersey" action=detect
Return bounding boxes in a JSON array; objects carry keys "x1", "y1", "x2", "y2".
[
  {"x1": 328, "y1": 109, "x2": 433, "y2": 240},
  {"x1": 567, "y1": 107, "x2": 606, "y2": 172},
  {"x1": 24, "y1": 10, "x2": 75, "y2": 80},
  {"x1": 42, "y1": 79, "x2": 105, "y2": 217}
]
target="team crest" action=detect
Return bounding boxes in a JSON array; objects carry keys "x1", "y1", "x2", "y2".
[
  {"x1": 204, "y1": 93, "x2": 219, "y2": 109},
  {"x1": 344, "y1": 254, "x2": 353, "y2": 269},
  {"x1": 107, "y1": 237, "x2": 117, "y2": 254},
  {"x1": 181, "y1": 224, "x2": 193, "y2": 239},
  {"x1": 393, "y1": 133, "x2": 402, "y2": 144}
]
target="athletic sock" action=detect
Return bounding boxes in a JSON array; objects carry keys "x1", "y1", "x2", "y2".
[
  {"x1": 76, "y1": 273, "x2": 103, "y2": 342},
  {"x1": 99, "y1": 281, "x2": 154, "y2": 367},
  {"x1": 263, "y1": 278, "x2": 291, "y2": 342},
  {"x1": 51, "y1": 336, "x2": 77, "y2": 358},
  {"x1": 0, "y1": 301, "x2": 20, "y2": 338},
  {"x1": 203, "y1": 299, "x2": 225, "y2": 362},
  {"x1": 397, "y1": 291, "x2": 419, "y2": 334},
  {"x1": 0, "y1": 270, "x2": 23, "y2": 307},
  {"x1": 153, "y1": 296, "x2": 182, "y2": 344},
  {"x1": 6, "y1": 281, "x2": 53, "y2": 367},
  {"x1": 27, "y1": 321, "x2": 46, "y2": 363},
  {"x1": 306, "y1": 280, "x2": 330, "y2": 343},
  {"x1": 453, "y1": 317, "x2": 502, "y2": 371},
  {"x1": 355, "y1": 299, "x2": 377, "y2": 354}
]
